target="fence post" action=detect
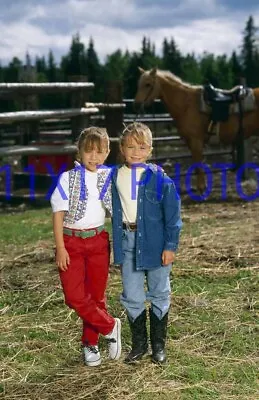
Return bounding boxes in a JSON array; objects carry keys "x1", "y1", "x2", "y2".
[
  {"x1": 17, "y1": 65, "x2": 39, "y2": 172},
  {"x1": 18, "y1": 65, "x2": 39, "y2": 146},
  {"x1": 104, "y1": 80, "x2": 123, "y2": 165},
  {"x1": 235, "y1": 76, "x2": 253, "y2": 180},
  {"x1": 69, "y1": 75, "x2": 90, "y2": 142}
]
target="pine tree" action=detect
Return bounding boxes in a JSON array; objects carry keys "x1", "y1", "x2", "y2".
[
  {"x1": 35, "y1": 56, "x2": 47, "y2": 76},
  {"x1": 61, "y1": 33, "x2": 86, "y2": 77},
  {"x1": 162, "y1": 38, "x2": 182, "y2": 76},
  {"x1": 85, "y1": 38, "x2": 100, "y2": 83},
  {"x1": 139, "y1": 36, "x2": 160, "y2": 70},
  {"x1": 182, "y1": 53, "x2": 202, "y2": 84},
  {"x1": 85, "y1": 38, "x2": 103, "y2": 100},
  {"x1": 5, "y1": 57, "x2": 23, "y2": 82},
  {"x1": 0, "y1": 63, "x2": 3, "y2": 82},
  {"x1": 104, "y1": 50, "x2": 129, "y2": 81},
  {"x1": 240, "y1": 16, "x2": 259, "y2": 86},
  {"x1": 199, "y1": 52, "x2": 219, "y2": 87},
  {"x1": 47, "y1": 50, "x2": 57, "y2": 82},
  {"x1": 230, "y1": 51, "x2": 243, "y2": 86},
  {"x1": 124, "y1": 52, "x2": 142, "y2": 99},
  {"x1": 216, "y1": 54, "x2": 233, "y2": 89}
]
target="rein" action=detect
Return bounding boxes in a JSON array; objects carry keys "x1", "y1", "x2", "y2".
[{"x1": 134, "y1": 76, "x2": 156, "y2": 121}]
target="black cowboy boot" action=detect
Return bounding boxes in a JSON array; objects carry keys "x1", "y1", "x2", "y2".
[
  {"x1": 149, "y1": 308, "x2": 169, "y2": 364},
  {"x1": 125, "y1": 309, "x2": 148, "y2": 363}
]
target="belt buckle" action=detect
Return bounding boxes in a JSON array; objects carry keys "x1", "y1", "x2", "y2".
[
  {"x1": 124, "y1": 222, "x2": 130, "y2": 231},
  {"x1": 125, "y1": 222, "x2": 136, "y2": 232}
]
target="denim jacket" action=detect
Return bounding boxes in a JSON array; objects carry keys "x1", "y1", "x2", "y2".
[{"x1": 112, "y1": 163, "x2": 182, "y2": 270}]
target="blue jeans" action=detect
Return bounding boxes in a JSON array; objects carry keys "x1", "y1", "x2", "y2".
[{"x1": 120, "y1": 230, "x2": 172, "y2": 321}]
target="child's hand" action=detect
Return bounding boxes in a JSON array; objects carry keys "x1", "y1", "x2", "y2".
[
  {"x1": 55, "y1": 247, "x2": 70, "y2": 271},
  {"x1": 162, "y1": 250, "x2": 175, "y2": 266}
]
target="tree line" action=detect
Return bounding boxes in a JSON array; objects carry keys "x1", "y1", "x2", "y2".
[{"x1": 0, "y1": 16, "x2": 258, "y2": 111}]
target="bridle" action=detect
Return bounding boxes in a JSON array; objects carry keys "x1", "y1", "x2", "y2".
[{"x1": 134, "y1": 74, "x2": 157, "y2": 120}]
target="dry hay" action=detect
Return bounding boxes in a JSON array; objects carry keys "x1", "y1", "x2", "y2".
[{"x1": 0, "y1": 197, "x2": 258, "y2": 400}]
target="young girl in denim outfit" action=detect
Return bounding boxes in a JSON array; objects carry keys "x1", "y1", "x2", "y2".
[
  {"x1": 111, "y1": 122, "x2": 182, "y2": 364},
  {"x1": 50, "y1": 127, "x2": 121, "y2": 367}
]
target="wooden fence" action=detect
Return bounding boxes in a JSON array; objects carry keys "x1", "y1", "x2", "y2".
[
  {"x1": 0, "y1": 80, "x2": 254, "y2": 202},
  {"x1": 0, "y1": 80, "x2": 126, "y2": 201}
]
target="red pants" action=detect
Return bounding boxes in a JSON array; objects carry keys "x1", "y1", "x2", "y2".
[{"x1": 59, "y1": 230, "x2": 115, "y2": 345}]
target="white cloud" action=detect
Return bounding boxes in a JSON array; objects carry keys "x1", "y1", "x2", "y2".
[
  {"x1": 0, "y1": 21, "x2": 70, "y2": 62},
  {"x1": 164, "y1": 18, "x2": 244, "y2": 56},
  {"x1": 0, "y1": 0, "x2": 258, "y2": 64}
]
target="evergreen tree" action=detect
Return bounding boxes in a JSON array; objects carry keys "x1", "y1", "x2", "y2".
[
  {"x1": 162, "y1": 38, "x2": 182, "y2": 76},
  {"x1": 61, "y1": 33, "x2": 86, "y2": 78},
  {"x1": 240, "y1": 16, "x2": 259, "y2": 86},
  {"x1": 47, "y1": 50, "x2": 57, "y2": 82},
  {"x1": 139, "y1": 36, "x2": 160, "y2": 70},
  {"x1": 85, "y1": 38, "x2": 104, "y2": 100},
  {"x1": 4, "y1": 57, "x2": 23, "y2": 82},
  {"x1": 216, "y1": 54, "x2": 233, "y2": 89},
  {"x1": 35, "y1": 56, "x2": 47, "y2": 78},
  {"x1": 199, "y1": 52, "x2": 219, "y2": 87},
  {"x1": 85, "y1": 38, "x2": 100, "y2": 83},
  {"x1": 0, "y1": 63, "x2": 4, "y2": 82},
  {"x1": 230, "y1": 51, "x2": 243, "y2": 86},
  {"x1": 123, "y1": 37, "x2": 159, "y2": 100},
  {"x1": 104, "y1": 49, "x2": 130, "y2": 81},
  {"x1": 182, "y1": 53, "x2": 202, "y2": 84},
  {"x1": 124, "y1": 52, "x2": 142, "y2": 99}
]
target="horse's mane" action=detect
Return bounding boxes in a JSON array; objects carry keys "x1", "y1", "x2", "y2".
[{"x1": 156, "y1": 69, "x2": 202, "y2": 90}]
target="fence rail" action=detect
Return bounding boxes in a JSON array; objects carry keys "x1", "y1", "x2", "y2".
[
  {"x1": 0, "y1": 144, "x2": 77, "y2": 157},
  {"x1": 0, "y1": 108, "x2": 99, "y2": 123},
  {"x1": 0, "y1": 82, "x2": 94, "y2": 96},
  {"x1": 0, "y1": 81, "x2": 245, "y2": 202}
]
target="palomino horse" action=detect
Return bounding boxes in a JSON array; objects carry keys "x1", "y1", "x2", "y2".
[{"x1": 134, "y1": 67, "x2": 259, "y2": 192}]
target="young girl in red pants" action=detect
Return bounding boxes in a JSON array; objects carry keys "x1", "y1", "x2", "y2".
[{"x1": 50, "y1": 127, "x2": 121, "y2": 367}]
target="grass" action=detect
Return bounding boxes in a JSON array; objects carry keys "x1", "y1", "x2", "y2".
[{"x1": 0, "y1": 199, "x2": 258, "y2": 400}]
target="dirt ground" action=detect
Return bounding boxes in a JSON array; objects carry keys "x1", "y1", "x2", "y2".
[{"x1": 0, "y1": 190, "x2": 258, "y2": 399}]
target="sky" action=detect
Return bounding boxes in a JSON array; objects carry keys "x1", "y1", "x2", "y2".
[{"x1": 0, "y1": 0, "x2": 259, "y2": 65}]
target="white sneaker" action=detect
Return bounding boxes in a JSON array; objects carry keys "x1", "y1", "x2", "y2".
[
  {"x1": 104, "y1": 318, "x2": 121, "y2": 360},
  {"x1": 83, "y1": 345, "x2": 101, "y2": 367}
]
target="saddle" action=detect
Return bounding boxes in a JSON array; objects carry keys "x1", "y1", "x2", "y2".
[{"x1": 203, "y1": 83, "x2": 248, "y2": 123}]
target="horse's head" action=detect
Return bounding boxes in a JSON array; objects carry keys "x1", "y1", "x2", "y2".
[{"x1": 134, "y1": 67, "x2": 160, "y2": 110}]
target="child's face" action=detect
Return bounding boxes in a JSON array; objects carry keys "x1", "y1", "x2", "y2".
[
  {"x1": 80, "y1": 145, "x2": 109, "y2": 172},
  {"x1": 121, "y1": 137, "x2": 152, "y2": 167}
]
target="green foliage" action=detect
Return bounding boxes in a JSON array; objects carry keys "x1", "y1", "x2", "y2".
[
  {"x1": 162, "y1": 38, "x2": 183, "y2": 77},
  {"x1": 0, "y1": 15, "x2": 259, "y2": 109},
  {"x1": 104, "y1": 50, "x2": 130, "y2": 81},
  {"x1": 240, "y1": 16, "x2": 259, "y2": 86},
  {"x1": 182, "y1": 53, "x2": 202, "y2": 84},
  {"x1": 61, "y1": 32, "x2": 87, "y2": 77}
]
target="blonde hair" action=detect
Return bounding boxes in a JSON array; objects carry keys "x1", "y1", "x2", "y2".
[
  {"x1": 119, "y1": 122, "x2": 153, "y2": 147},
  {"x1": 76, "y1": 127, "x2": 110, "y2": 161}
]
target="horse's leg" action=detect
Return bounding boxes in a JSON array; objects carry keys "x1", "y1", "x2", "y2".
[{"x1": 188, "y1": 138, "x2": 206, "y2": 193}]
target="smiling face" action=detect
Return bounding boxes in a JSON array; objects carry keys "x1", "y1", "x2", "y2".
[
  {"x1": 80, "y1": 144, "x2": 109, "y2": 172},
  {"x1": 77, "y1": 127, "x2": 110, "y2": 172},
  {"x1": 119, "y1": 123, "x2": 153, "y2": 167},
  {"x1": 121, "y1": 138, "x2": 152, "y2": 167}
]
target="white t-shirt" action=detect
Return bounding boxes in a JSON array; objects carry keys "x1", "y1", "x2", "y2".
[
  {"x1": 50, "y1": 169, "x2": 106, "y2": 229},
  {"x1": 117, "y1": 165, "x2": 145, "y2": 223}
]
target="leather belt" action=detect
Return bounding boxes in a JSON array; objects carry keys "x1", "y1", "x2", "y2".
[
  {"x1": 63, "y1": 225, "x2": 104, "y2": 239},
  {"x1": 122, "y1": 222, "x2": 137, "y2": 232}
]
